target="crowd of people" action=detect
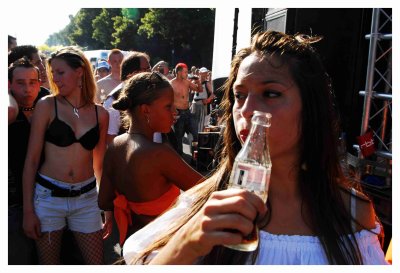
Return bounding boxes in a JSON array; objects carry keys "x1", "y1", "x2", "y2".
[{"x1": 8, "y1": 30, "x2": 389, "y2": 265}]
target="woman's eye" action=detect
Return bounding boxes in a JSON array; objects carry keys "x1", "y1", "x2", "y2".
[
  {"x1": 234, "y1": 92, "x2": 247, "y2": 100},
  {"x1": 52, "y1": 71, "x2": 63, "y2": 76},
  {"x1": 263, "y1": 90, "x2": 281, "y2": 98}
]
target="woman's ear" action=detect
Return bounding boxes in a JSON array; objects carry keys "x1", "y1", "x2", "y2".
[
  {"x1": 139, "y1": 104, "x2": 150, "y2": 115},
  {"x1": 75, "y1": 67, "x2": 84, "y2": 78}
]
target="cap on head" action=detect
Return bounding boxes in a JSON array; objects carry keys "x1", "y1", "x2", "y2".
[
  {"x1": 199, "y1": 67, "x2": 209, "y2": 73},
  {"x1": 97, "y1": 61, "x2": 110, "y2": 70}
]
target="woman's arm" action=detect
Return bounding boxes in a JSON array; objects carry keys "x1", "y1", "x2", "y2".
[
  {"x1": 22, "y1": 98, "x2": 50, "y2": 240},
  {"x1": 93, "y1": 106, "x2": 109, "y2": 182},
  {"x1": 341, "y1": 188, "x2": 377, "y2": 231},
  {"x1": 158, "y1": 145, "x2": 203, "y2": 190},
  {"x1": 98, "y1": 145, "x2": 116, "y2": 211},
  {"x1": 149, "y1": 189, "x2": 268, "y2": 264},
  {"x1": 98, "y1": 143, "x2": 115, "y2": 240}
]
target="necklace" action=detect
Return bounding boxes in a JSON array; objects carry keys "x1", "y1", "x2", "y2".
[
  {"x1": 62, "y1": 96, "x2": 86, "y2": 118},
  {"x1": 127, "y1": 131, "x2": 146, "y2": 136},
  {"x1": 20, "y1": 106, "x2": 35, "y2": 111},
  {"x1": 127, "y1": 131, "x2": 150, "y2": 139}
]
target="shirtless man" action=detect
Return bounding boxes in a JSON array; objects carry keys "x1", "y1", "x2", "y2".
[
  {"x1": 95, "y1": 49, "x2": 124, "y2": 103},
  {"x1": 170, "y1": 63, "x2": 202, "y2": 155}
]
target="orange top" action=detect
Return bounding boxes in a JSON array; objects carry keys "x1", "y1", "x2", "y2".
[{"x1": 113, "y1": 185, "x2": 180, "y2": 246}]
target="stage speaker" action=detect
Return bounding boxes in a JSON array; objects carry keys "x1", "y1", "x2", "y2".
[{"x1": 198, "y1": 132, "x2": 221, "y2": 149}]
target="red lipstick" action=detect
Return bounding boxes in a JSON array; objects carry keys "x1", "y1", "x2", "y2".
[{"x1": 239, "y1": 129, "x2": 250, "y2": 142}]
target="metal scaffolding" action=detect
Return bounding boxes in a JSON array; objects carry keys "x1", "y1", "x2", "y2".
[
  {"x1": 359, "y1": 8, "x2": 392, "y2": 160},
  {"x1": 350, "y1": 8, "x2": 392, "y2": 175},
  {"x1": 349, "y1": 8, "x2": 392, "y2": 227}
]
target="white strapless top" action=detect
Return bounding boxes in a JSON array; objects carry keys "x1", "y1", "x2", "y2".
[
  {"x1": 255, "y1": 222, "x2": 386, "y2": 264},
  {"x1": 123, "y1": 193, "x2": 388, "y2": 265}
]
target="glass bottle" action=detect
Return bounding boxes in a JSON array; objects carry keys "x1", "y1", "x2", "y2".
[{"x1": 224, "y1": 111, "x2": 272, "y2": 251}]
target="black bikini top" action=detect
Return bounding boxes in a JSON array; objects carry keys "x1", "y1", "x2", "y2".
[{"x1": 45, "y1": 97, "x2": 100, "y2": 150}]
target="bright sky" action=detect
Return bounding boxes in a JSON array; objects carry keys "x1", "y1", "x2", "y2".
[
  {"x1": 7, "y1": 6, "x2": 81, "y2": 46},
  {"x1": 4, "y1": 0, "x2": 230, "y2": 47}
]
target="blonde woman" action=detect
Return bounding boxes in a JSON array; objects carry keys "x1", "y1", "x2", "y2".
[{"x1": 22, "y1": 46, "x2": 109, "y2": 264}]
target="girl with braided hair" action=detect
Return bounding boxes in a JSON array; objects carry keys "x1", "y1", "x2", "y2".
[{"x1": 98, "y1": 72, "x2": 202, "y2": 251}]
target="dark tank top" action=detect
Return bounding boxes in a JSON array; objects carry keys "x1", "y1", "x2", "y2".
[{"x1": 45, "y1": 97, "x2": 99, "y2": 150}]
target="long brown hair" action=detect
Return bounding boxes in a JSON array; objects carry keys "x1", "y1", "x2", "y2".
[{"x1": 132, "y1": 30, "x2": 374, "y2": 265}]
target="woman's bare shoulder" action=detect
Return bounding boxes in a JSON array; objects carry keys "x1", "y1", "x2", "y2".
[
  {"x1": 36, "y1": 94, "x2": 55, "y2": 107},
  {"x1": 110, "y1": 134, "x2": 130, "y2": 148},
  {"x1": 148, "y1": 142, "x2": 179, "y2": 159},
  {"x1": 33, "y1": 95, "x2": 55, "y2": 119},
  {"x1": 340, "y1": 186, "x2": 377, "y2": 230},
  {"x1": 95, "y1": 103, "x2": 109, "y2": 115}
]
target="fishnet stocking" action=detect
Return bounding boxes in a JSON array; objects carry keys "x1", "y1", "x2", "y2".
[
  {"x1": 35, "y1": 229, "x2": 64, "y2": 264},
  {"x1": 73, "y1": 230, "x2": 104, "y2": 264}
]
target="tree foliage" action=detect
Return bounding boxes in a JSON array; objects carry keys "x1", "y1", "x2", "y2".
[
  {"x1": 139, "y1": 9, "x2": 214, "y2": 45},
  {"x1": 138, "y1": 8, "x2": 215, "y2": 67},
  {"x1": 44, "y1": 8, "x2": 215, "y2": 67},
  {"x1": 92, "y1": 9, "x2": 122, "y2": 49},
  {"x1": 122, "y1": 8, "x2": 141, "y2": 21},
  {"x1": 69, "y1": 8, "x2": 103, "y2": 49},
  {"x1": 112, "y1": 9, "x2": 150, "y2": 50}
]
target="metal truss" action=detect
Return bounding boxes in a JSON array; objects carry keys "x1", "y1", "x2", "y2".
[{"x1": 350, "y1": 8, "x2": 392, "y2": 187}]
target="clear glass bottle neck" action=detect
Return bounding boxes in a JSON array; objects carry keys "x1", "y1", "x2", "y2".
[{"x1": 237, "y1": 116, "x2": 271, "y2": 166}]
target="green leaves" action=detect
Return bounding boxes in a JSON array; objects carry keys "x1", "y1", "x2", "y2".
[{"x1": 45, "y1": 8, "x2": 215, "y2": 68}]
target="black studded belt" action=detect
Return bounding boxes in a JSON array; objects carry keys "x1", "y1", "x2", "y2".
[{"x1": 36, "y1": 173, "x2": 96, "y2": 197}]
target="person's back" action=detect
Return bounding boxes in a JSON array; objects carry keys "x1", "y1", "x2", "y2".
[
  {"x1": 98, "y1": 72, "x2": 202, "y2": 247},
  {"x1": 104, "y1": 134, "x2": 188, "y2": 231}
]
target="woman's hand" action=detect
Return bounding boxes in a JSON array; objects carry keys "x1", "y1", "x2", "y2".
[
  {"x1": 102, "y1": 211, "x2": 113, "y2": 240},
  {"x1": 23, "y1": 211, "x2": 42, "y2": 240},
  {"x1": 150, "y1": 188, "x2": 267, "y2": 264}
]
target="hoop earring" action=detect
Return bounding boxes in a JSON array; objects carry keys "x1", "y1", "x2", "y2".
[{"x1": 146, "y1": 115, "x2": 150, "y2": 125}]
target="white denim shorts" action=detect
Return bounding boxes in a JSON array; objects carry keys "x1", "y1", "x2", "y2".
[{"x1": 34, "y1": 173, "x2": 102, "y2": 233}]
